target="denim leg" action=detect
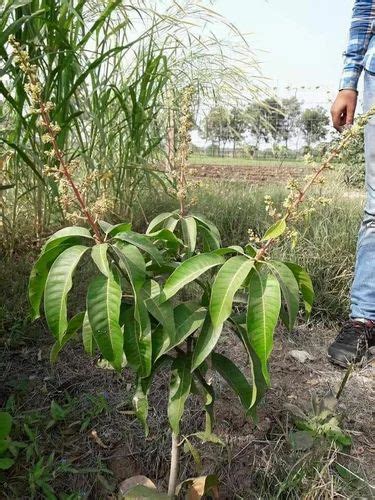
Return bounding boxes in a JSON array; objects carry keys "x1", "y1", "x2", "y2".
[{"x1": 350, "y1": 70, "x2": 375, "y2": 319}]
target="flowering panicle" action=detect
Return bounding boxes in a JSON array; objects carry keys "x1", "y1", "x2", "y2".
[{"x1": 9, "y1": 35, "x2": 104, "y2": 241}]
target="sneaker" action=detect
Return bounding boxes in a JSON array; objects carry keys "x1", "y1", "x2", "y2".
[{"x1": 328, "y1": 320, "x2": 375, "y2": 367}]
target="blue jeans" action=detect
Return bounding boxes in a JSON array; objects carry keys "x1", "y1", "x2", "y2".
[{"x1": 351, "y1": 70, "x2": 375, "y2": 319}]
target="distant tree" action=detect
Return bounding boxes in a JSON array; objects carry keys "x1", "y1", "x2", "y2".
[
  {"x1": 202, "y1": 106, "x2": 231, "y2": 156},
  {"x1": 299, "y1": 107, "x2": 329, "y2": 147},
  {"x1": 280, "y1": 96, "x2": 302, "y2": 148},
  {"x1": 229, "y1": 107, "x2": 248, "y2": 156},
  {"x1": 246, "y1": 98, "x2": 284, "y2": 146}
]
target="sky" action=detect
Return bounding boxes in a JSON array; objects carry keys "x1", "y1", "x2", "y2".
[{"x1": 212, "y1": 0, "x2": 360, "y2": 107}]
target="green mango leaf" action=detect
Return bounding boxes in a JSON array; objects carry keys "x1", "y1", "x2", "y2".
[
  {"x1": 0, "y1": 412, "x2": 12, "y2": 440},
  {"x1": 192, "y1": 213, "x2": 221, "y2": 245},
  {"x1": 82, "y1": 311, "x2": 93, "y2": 355},
  {"x1": 142, "y1": 281, "x2": 175, "y2": 344},
  {"x1": 91, "y1": 243, "x2": 110, "y2": 277},
  {"x1": 146, "y1": 212, "x2": 174, "y2": 234},
  {"x1": 284, "y1": 262, "x2": 314, "y2": 319},
  {"x1": 50, "y1": 312, "x2": 85, "y2": 363},
  {"x1": 123, "y1": 306, "x2": 151, "y2": 377},
  {"x1": 197, "y1": 223, "x2": 221, "y2": 251},
  {"x1": 146, "y1": 229, "x2": 183, "y2": 253},
  {"x1": 236, "y1": 325, "x2": 268, "y2": 416},
  {"x1": 106, "y1": 222, "x2": 132, "y2": 238},
  {"x1": 183, "y1": 437, "x2": 203, "y2": 473},
  {"x1": 168, "y1": 356, "x2": 192, "y2": 435},
  {"x1": 133, "y1": 355, "x2": 173, "y2": 435},
  {"x1": 87, "y1": 271, "x2": 123, "y2": 371},
  {"x1": 174, "y1": 302, "x2": 207, "y2": 347},
  {"x1": 162, "y1": 253, "x2": 225, "y2": 302},
  {"x1": 261, "y1": 218, "x2": 287, "y2": 242},
  {"x1": 212, "y1": 246, "x2": 245, "y2": 256},
  {"x1": 209, "y1": 255, "x2": 254, "y2": 328},
  {"x1": 44, "y1": 246, "x2": 88, "y2": 341},
  {"x1": 246, "y1": 269, "x2": 281, "y2": 384},
  {"x1": 267, "y1": 261, "x2": 300, "y2": 331},
  {"x1": 191, "y1": 317, "x2": 223, "y2": 372},
  {"x1": 114, "y1": 231, "x2": 163, "y2": 266},
  {"x1": 181, "y1": 216, "x2": 197, "y2": 255},
  {"x1": 29, "y1": 243, "x2": 72, "y2": 321},
  {"x1": 42, "y1": 226, "x2": 93, "y2": 253},
  {"x1": 211, "y1": 352, "x2": 254, "y2": 411},
  {"x1": 113, "y1": 244, "x2": 146, "y2": 290}
]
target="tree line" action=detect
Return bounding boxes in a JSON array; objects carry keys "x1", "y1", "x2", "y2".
[{"x1": 201, "y1": 97, "x2": 330, "y2": 156}]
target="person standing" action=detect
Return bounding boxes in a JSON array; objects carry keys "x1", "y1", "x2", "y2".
[{"x1": 329, "y1": 0, "x2": 375, "y2": 366}]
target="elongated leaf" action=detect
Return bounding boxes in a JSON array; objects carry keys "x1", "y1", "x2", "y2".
[
  {"x1": 197, "y1": 223, "x2": 221, "y2": 252},
  {"x1": 211, "y1": 352, "x2": 253, "y2": 412},
  {"x1": 247, "y1": 269, "x2": 281, "y2": 384},
  {"x1": 174, "y1": 303, "x2": 207, "y2": 346},
  {"x1": 50, "y1": 312, "x2": 85, "y2": 363},
  {"x1": 42, "y1": 226, "x2": 93, "y2": 253},
  {"x1": 236, "y1": 325, "x2": 268, "y2": 416},
  {"x1": 267, "y1": 261, "x2": 300, "y2": 331},
  {"x1": 123, "y1": 306, "x2": 151, "y2": 377},
  {"x1": 146, "y1": 212, "x2": 173, "y2": 234},
  {"x1": 191, "y1": 317, "x2": 223, "y2": 372},
  {"x1": 106, "y1": 222, "x2": 132, "y2": 238},
  {"x1": 192, "y1": 213, "x2": 221, "y2": 245},
  {"x1": 44, "y1": 246, "x2": 88, "y2": 340},
  {"x1": 113, "y1": 244, "x2": 146, "y2": 290},
  {"x1": 133, "y1": 355, "x2": 173, "y2": 435},
  {"x1": 87, "y1": 272, "x2": 123, "y2": 371},
  {"x1": 168, "y1": 356, "x2": 192, "y2": 434},
  {"x1": 82, "y1": 311, "x2": 93, "y2": 355},
  {"x1": 91, "y1": 243, "x2": 110, "y2": 277},
  {"x1": 181, "y1": 216, "x2": 197, "y2": 255},
  {"x1": 209, "y1": 256, "x2": 254, "y2": 328},
  {"x1": 162, "y1": 253, "x2": 225, "y2": 302},
  {"x1": 0, "y1": 138, "x2": 45, "y2": 184},
  {"x1": 261, "y1": 218, "x2": 287, "y2": 242},
  {"x1": 142, "y1": 281, "x2": 175, "y2": 343},
  {"x1": 146, "y1": 229, "x2": 182, "y2": 252},
  {"x1": 114, "y1": 231, "x2": 163, "y2": 266},
  {"x1": 284, "y1": 262, "x2": 314, "y2": 319},
  {"x1": 29, "y1": 243, "x2": 72, "y2": 320}
]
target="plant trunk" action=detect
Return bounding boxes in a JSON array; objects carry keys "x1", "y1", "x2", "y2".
[{"x1": 167, "y1": 432, "x2": 180, "y2": 497}]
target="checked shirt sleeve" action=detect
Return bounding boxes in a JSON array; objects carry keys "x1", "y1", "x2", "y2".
[{"x1": 340, "y1": 0, "x2": 375, "y2": 91}]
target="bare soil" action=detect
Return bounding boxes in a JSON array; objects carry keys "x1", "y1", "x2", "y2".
[
  {"x1": 187, "y1": 163, "x2": 313, "y2": 184},
  {"x1": 1, "y1": 322, "x2": 374, "y2": 499}
]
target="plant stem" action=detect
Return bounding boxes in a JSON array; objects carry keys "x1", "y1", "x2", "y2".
[
  {"x1": 336, "y1": 363, "x2": 354, "y2": 400},
  {"x1": 167, "y1": 431, "x2": 180, "y2": 497},
  {"x1": 255, "y1": 126, "x2": 369, "y2": 261}
]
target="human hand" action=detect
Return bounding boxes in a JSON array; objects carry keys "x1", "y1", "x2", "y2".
[{"x1": 330, "y1": 89, "x2": 358, "y2": 132}]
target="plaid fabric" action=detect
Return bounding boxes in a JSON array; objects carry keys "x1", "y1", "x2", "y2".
[{"x1": 340, "y1": 0, "x2": 375, "y2": 90}]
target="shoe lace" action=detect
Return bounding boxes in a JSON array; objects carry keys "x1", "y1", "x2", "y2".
[{"x1": 336, "y1": 321, "x2": 372, "y2": 348}]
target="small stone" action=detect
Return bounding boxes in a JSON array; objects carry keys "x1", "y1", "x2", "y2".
[{"x1": 289, "y1": 350, "x2": 315, "y2": 364}]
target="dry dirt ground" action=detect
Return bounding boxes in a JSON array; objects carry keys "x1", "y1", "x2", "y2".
[
  {"x1": 187, "y1": 163, "x2": 312, "y2": 184},
  {"x1": 1, "y1": 322, "x2": 374, "y2": 499}
]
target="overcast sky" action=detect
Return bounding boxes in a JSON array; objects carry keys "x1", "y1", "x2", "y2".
[{"x1": 213, "y1": 0, "x2": 359, "y2": 105}]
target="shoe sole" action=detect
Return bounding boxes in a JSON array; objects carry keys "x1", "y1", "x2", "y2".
[{"x1": 327, "y1": 352, "x2": 374, "y2": 369}]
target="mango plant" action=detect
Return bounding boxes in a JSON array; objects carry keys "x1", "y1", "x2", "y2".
[
  {"x1": 13, "y1": 33, "x2": 372, "y2": 497},
  {"x1": 28, "y1": 209, "x2": 314, "y2": 494}
]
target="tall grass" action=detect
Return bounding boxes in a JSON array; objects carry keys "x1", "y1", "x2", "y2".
[{"x1": 0, "y1": 0, "x2": 264, "y2": 252}]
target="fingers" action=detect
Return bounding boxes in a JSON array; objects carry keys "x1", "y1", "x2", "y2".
[
  {"x1": 331, "y1": 106, "x2": 345, "y2": 131},
  {"x1": 345, "y1": 105, "x2": 355, "y2": 126}
]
